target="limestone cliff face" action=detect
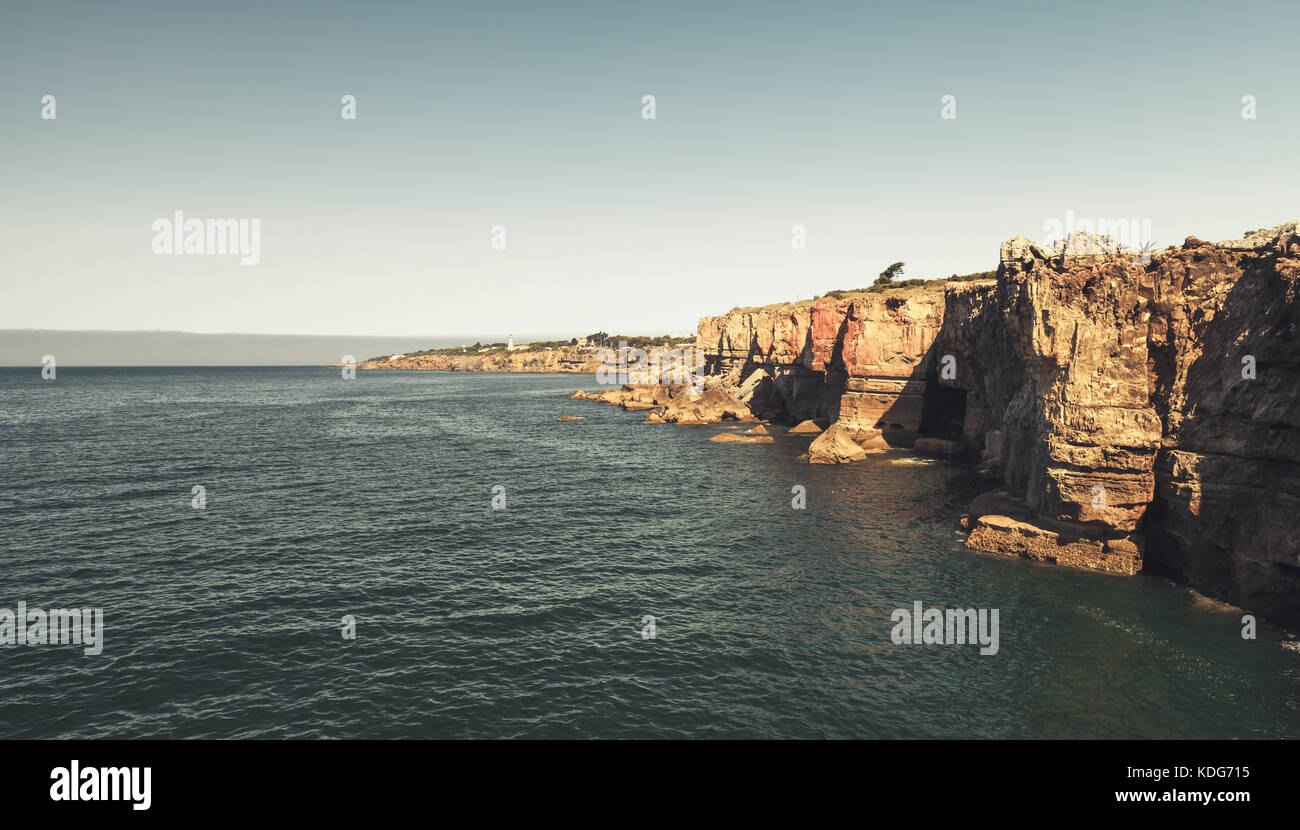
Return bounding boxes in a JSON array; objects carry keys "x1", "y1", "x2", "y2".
[
  {"x1": 1143, "y1": 228, "x2": 1300, "y2": 620},
  {"x1": 954, "y1": 235, "x2": 1164, "y2": 569},
  {"x1": 694, "y1": 223, "x2": 1300, "y2": 623},
  {"x1": 696, "y1": 291, "x2": 945, "y2": 436},
  {"x1": 697, "y1": 294, "x2": 944, "y2": 378},
  {"x1": 953, "y1": 225, "x2": 1300, "y2": 614}
]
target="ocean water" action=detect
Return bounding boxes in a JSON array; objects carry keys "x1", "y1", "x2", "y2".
[{"x1": 0, "y1": 366, "x2": 1296, "y2": 739}]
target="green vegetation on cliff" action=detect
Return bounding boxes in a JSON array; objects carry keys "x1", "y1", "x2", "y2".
[{"x1": 819, "y1": 264, "x2": 997, "y2": 300}]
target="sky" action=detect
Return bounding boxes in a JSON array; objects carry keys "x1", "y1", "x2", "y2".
[{"x1": 1, "y1": 0, "x2": 1297, "y2": 343}]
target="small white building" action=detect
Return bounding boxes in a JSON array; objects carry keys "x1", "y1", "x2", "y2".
[{"x1": 507, "y1": 334, "x2": 515, "y2": 351}]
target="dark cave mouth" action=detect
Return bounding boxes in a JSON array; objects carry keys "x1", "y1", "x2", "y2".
[{"x1": 920, "y1": 383, "x2": 967, "y2": 441}]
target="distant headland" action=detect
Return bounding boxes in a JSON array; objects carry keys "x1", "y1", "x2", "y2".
[{"x1": 355, "y1": 333, "x2": 695, "y2": 374}]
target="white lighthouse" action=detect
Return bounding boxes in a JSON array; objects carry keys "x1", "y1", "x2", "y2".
[{"x1": 507, "y1": 333, "x2": 515, "y2": 351}]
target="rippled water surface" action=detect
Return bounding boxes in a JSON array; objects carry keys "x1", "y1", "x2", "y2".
[{"x1": 1, "y1": 367, "x2": 1297, "y2": 738}]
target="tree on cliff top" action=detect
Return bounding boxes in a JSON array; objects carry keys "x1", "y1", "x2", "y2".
[{"x1": 874, "y1": 261, "x2": 905, "y2": 286}]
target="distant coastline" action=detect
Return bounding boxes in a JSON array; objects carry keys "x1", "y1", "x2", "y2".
[
  {"x1": 353, "y1": 335, "x2": 695, "y2": 374},
  {"x1": 356, "y1": 349, "x2": 600, "y2": 373}
]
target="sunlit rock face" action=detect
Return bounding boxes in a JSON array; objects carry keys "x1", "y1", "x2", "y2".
[
  {"x1": 944, "y1": 224, "x2": 1300, "y2": 620},
  {"x1": 692, "y1": 222, "x2": 1300, "y2": 623},
  {"x1": 951, "y1": 232, "x2": 1164, "y2": 578},
  {"x1": 696, "y1": 292, "x2": 945, "y2": 438}
]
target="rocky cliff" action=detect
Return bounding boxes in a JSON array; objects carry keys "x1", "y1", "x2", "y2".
[
  {"x1": 689, "y1": 223, "x2": 1300, "y2": 624},
  {"x1": 697, "y1": 289, "x2": 947, "y2": 440},
  {"x1": 359, "y1": 346, "x2": 603, "y2": 373}
]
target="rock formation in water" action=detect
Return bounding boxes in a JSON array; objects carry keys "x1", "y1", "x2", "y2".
[
  {"x1": 788, "y1": 420, "x2": 824, "y2": 434},
  {"x1": 709, "y1": 432, "x2": 774, "y2": 443},
  {"x1": 676, "y1": 222, "x2": 1300, "y2": 624}
]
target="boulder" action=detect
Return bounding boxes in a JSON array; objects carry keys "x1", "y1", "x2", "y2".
[
  {"x1": 788, "y1": 420, "x2": 823, "y2": 434},
  {"x1": 808, "y1": 423, "x2": 868, "y2": 464},
  {"x1": 853, "y1": 428, "x2": 889, "y2": 451},
  {"x1": 660, "y1": 387, "x2": 754, "y2": 425},
  {"x1": 710, "y1": 432, "x2": 774, "y2": 444},
  {"x1": 966, "y1": 514, "x2": 1142, "y2": 575}
]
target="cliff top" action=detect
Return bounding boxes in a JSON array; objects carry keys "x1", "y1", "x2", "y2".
[
  {"x1": 723, "y1": 271, "x2": 995, "y2": 316},
  {"x1": 1000, "y1": 221, "x2": 1300, "y2": 266},
  {"x1": 710, "y1": 221, "x2": 1299, "y2": 322}
]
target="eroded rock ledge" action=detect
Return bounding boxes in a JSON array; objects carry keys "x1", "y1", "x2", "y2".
[{"x1": 584, "y1": 222, "x2": 1300, "y2": 624}]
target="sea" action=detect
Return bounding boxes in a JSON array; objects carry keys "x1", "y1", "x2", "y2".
[{"x1": 1, "y1": 366, "x2": 1296, "y2": 738}]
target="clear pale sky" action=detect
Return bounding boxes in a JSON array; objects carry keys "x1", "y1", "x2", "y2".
[{"x1": 2, "y1": 0, "x2": 1296, "y2": 339}]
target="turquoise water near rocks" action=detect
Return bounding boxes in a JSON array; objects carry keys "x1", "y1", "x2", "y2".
[{"x1": 0, "y1": 367, "x2": 1296, "y2": 739}]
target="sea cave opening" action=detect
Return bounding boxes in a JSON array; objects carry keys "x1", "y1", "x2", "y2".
[{"x1": 919, "y1": 380, "x2": 967, "y2": 442}]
